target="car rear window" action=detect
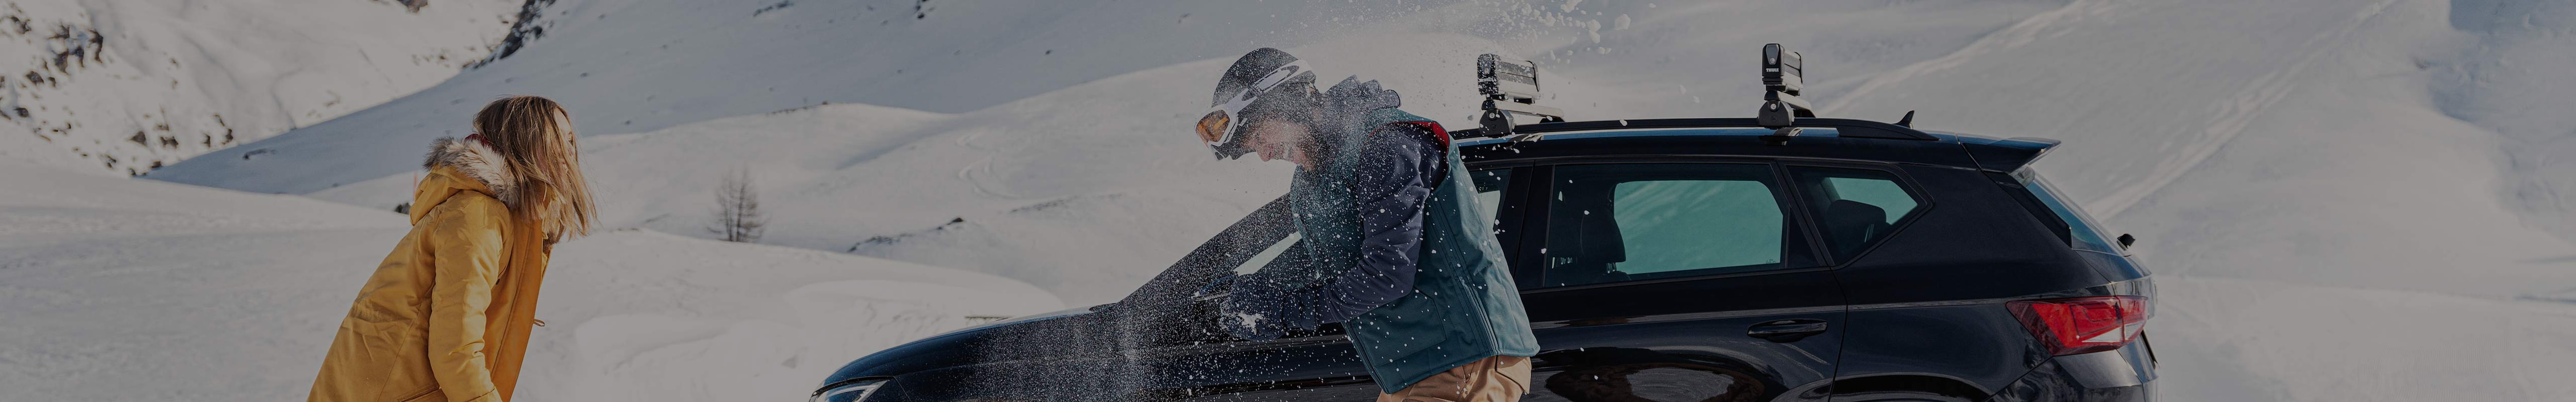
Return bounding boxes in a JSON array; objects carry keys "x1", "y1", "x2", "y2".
[{"x1": 2011, "y1": 169, "x2": 2120, "y2": 253}]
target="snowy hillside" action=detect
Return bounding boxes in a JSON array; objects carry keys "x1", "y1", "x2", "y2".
[
  {"x1": 2438, "y1": 0, "x2": 2576, "y2": 252},
  {"x1": 170, "y1": 0, "x2": 2094, "y2": 303},
  {"x1": 247, "y1": 0, "x2": 2576, "y2": 307},
  {"x1": 306, "y1": 32, "x2": 1532, "y2": 305},
  {"x1": 143, "y1": 0, "x2": 1609, "y2": 192},
  {"x1": 88, "y1": 0, "x2": 2576, "y2": 399},
  {"x1": 0, "y1": 0, "x2": 524, "y2": 176},
  {"x1": 0, "y1": 162, "x2": 1060, "y2": 401}
]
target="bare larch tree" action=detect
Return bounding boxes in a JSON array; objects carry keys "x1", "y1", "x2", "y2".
[{"x1": 708, "y1": 168, "x2": 766, "y2": 243}]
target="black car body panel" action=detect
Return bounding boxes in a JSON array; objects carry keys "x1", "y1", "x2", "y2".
[{"x1": 817, "y1": 124, "x2": 2158, "y2": 402}]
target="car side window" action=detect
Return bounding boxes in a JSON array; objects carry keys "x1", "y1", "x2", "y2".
[
  {"x1": 1538, "y1": 163, "x2": 1787, "y2": 288},
  {"x1": 1787, "y1": 166, "x2": 1925, "y2": 263}
]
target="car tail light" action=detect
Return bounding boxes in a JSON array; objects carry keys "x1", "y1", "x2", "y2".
[{"x1": 2007, "y1": 295, "x2": 2147, "y2": 356}]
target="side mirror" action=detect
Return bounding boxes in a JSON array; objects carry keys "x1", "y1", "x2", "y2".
[{"x1": 2116, "y1": 234, "x2": 2136, "y2": 249}]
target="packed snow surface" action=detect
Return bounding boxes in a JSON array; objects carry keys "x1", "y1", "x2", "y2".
[
  {"x1": 2151, "y1": 276, "x2": 2576, "y2": 400},
  {"x1": 0, "y1": 162, "x2": 1061, "y2": 401},
  {"x1": 20, "y1": 0, "x2": 2576, "y2": 400}
]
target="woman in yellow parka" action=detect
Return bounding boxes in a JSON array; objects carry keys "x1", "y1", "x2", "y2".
[{"x1": 310, "y1": 96, "x2": 596, "y2": 402}]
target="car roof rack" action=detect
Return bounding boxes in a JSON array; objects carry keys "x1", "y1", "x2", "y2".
[
  {"x1": 1452, "y1": 117, "x2": 1936, "y2": 141},
  {"x1": 1461, "y1": 44, "x2": 1936, "y2": 143},
  {"x1": 1476, "y1": 55, "x2": 1566, "y2": 140}
]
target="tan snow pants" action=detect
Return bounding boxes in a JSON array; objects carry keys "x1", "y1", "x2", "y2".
[{"x1": 1375, "y1": 355, "x2": 1532, "y2": 402}]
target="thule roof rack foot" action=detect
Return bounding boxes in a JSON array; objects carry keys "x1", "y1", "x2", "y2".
[
  {"x1": 1757, "y1": 43, "x2": 1815, "y2": 145},
  {"x1": 1476, "y1": 54, "x2": 1565, "y2": 141}
]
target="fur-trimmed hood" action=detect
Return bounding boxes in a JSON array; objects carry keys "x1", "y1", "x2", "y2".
[{"x1": 416, "y1": 137, "x2": 518, "y2": 220}]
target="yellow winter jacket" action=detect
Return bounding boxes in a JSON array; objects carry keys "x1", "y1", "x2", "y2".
[{"x1": 311, "y1": 138, "x2": 553, "y2": 402}]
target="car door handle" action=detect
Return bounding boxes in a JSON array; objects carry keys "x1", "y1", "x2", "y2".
[{"x1": 1747, "y1": 319, "x2": 1829, "y2": 343}]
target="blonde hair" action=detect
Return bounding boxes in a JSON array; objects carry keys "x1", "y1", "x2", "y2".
[{"x1": 473, "y1": 95, "x2": 597, "y2": 240}]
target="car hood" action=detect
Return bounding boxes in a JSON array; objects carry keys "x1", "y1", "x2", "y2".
[{"x1": 821, "y1": 305, "x2": 1103, "y2": 382}]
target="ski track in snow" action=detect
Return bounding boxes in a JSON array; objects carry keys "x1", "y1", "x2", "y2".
[
  {"x1": 1827, "y1": 0, "x2": 2399, "y2": 219},
  {"x1": 1822, "y1": 0, "x2": 2112, "y2": 113},
  {"x1": 2084, "y1": 0, "x2": 2401, "y2": 219}
]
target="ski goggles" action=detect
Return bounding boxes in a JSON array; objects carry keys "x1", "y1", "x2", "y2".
[{"x1": 1197, "y1": 60, "x2": 1311, "y2": 159}]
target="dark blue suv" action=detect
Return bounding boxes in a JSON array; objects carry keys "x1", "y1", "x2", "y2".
[{"x1": 810, "y1": 47, "x2": 2157, "y2": 402}]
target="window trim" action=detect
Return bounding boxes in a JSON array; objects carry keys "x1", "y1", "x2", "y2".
[
  {"x1": 1987, "y1": 170, "x2": 2075, "y2": 246},
  {"x1": 1475, "y1": 166, "x2": 1539, "y2": 287},
  {"x1": 2008, "y1": 168, "x2": 2121, "y2": 254},
  {"x1": 1777, "y1": 162, "x2": 1939, "y2": 267},
  {"x1": 1511, "y1": 165, "x2": 1555, "y2": 289},
  {"x1": 1512, "y1": 158, "x2": 1825, "y2": 291},
  {"x1": 1769, "y1": 163, "x2": 1835, "y2": 269}
]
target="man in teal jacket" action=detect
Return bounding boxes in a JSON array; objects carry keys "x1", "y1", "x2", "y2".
[{"x1": 1191, "y1": 48, "x2": 1540, "y2": 401}]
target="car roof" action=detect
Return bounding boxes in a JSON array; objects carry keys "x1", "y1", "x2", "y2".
[{"x1": 1451, "y1": 118, "x2": 2056, "y2": 172}]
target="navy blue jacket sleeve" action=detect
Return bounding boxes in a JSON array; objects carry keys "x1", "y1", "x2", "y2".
[
  {"x1": 1318, "y1": 127, "x2": 1446, "y2": 323},
  {"x1": 1232, "y1": 125, "x2": 1446, "y2": 328}
]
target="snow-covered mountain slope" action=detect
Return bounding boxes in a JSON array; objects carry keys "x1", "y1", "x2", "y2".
[
  {"x1": 305, "y1": 31, "x2": 1531, "y2": 305},
  {"x1": 2437, "y1": 0, "x2": 2576, "y2": 247},
  {"x1": 0, "y1": 0, "x2": 527, "y2": 176},
  {"x1": 108, "y1": 0, "x2": 2576, "y2": 399},
  {"x1": 268, "y1": 0, "x2": 2576, "y2": 307},
  {"x1": 0, "y1": 162, "x2": 1060, "y2": 401},
  {"x1": 200, "y1": 0, "x2": 2073, "y2": 304},
  {"x1": 145, "y1": 0, "x2": 1542, "y2": 193}
]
